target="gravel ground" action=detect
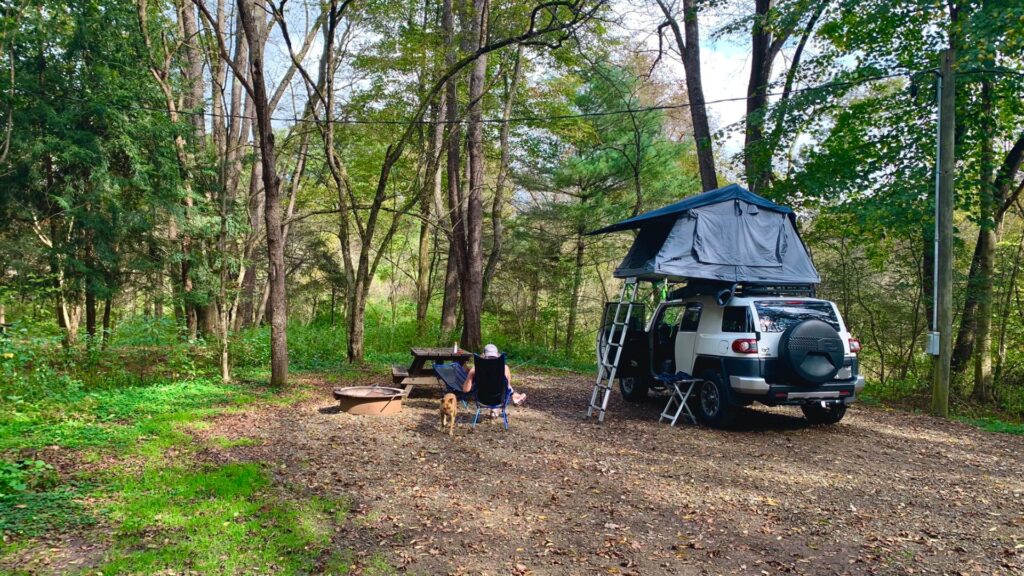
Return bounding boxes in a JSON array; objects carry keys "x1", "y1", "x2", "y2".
[{"x1": 203, "y1": 370, "x2": 1024, "y2": 575}]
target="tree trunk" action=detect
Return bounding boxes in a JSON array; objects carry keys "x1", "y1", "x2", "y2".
[
  {"x1": 417, "y1": 96, "x2": 446, "y2": 332},
  {"x1": 565, "y1": 232, "x2": 585, "y2": 353},
  {"x1": 330, "y1": 285, "x2": 337, "y2": 327},
  {"x1": 347, "y1": 282, "x2": 368, "y2": 362},
  {"x1": 86, "y1": 288, "x2": 97, "y2": 341},
  {"x1": 482, "y1": 44, "x2": 522, "y2": 299},
  {"x1": 56, "y1": 288, "x2": 81, "y2": 349},
  {"x1": 973, "y1": 79, "x2": 996, "y2": 403},
  {"x1": 441, "y1": 0, "x2": 466, "y2": 339},
  {"x1": 951, "y1": 132, "x2": 1024, "y2": 374},
  {"x1": 441, "y1": 247, "x2": 460, "y2": 334},
  {"x1": 416, "y1": 207, "x2": 432, "y2": 329},
  {"x1": 974, "y1": 225, "x2": 996, "y2": 402},
  {"x1": 235, "y1": 161, "x2": 263, "y2": 330},
  {"x1": 198, "y1": 303, "x2": 219, "y2": 337},
  {"x1": 239, "y1": 0, "x2": 288, "y2": 386},
  {"x1": 744, "y1": 0, "x2": 776, "y2": 194},
  {"x1": 656, "y1": 0, "x2": 717, "y2": 191},
  {"x1": 995, "y1": 222, "x2": 1024, "y2": 385},
  {"x1": 460, "y1": 0, "x2": 489, "y2": 353},
  {"x1": 101, "y1": 297, "x2": 112, "y2": 349},
  {"x1": 180, "y1": 0, "x2": 205, "y2": 339}
]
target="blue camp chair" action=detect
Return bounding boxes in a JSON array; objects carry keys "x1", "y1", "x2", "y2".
[{"x1": 470, "y1": 353, "x2": 510, "y2": 430}]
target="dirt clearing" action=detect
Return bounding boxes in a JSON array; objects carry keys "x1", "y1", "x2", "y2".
[{"x1": 204, "y1": 370, "x2": 1023, "y2": 575}]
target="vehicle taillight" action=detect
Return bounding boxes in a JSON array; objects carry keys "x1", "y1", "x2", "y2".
[
  {"x1": 731, "y1": 339, "x2": 758, "y2": 354},
  {"x1": 849, "y1": 338, "x2": 862, "y2": 353}
]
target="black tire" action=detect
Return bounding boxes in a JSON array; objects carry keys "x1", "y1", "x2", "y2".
[
  {"x1": 696, "y1": 370, "x2": 736, "y2": 428},
  {"x1": 619, "y1": 376, "x2": 649, "y2": 402},
  {"x1": 801, "y1": 402, "x2": 847, "y2": 425}
]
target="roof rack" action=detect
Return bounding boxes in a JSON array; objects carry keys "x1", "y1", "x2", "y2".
[
  {"x1": 667, "y1": 280, "x2": 816, "y2": 303},
  {"x1": 735, "y1": 284, "x2": 816, "y2": 297}
]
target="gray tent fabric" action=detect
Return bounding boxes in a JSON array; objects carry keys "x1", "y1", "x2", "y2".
[
  {"x1": 692, "y1": 204, "x2": 786, "y2": 266},
  {"x1": 594, "y1": 185, "x2": 819, "y2": 284}
]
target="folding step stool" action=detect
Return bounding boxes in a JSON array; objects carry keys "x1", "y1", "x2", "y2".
[{"x1": 657, "y1": 374, "x2": 699, "y2": 426}]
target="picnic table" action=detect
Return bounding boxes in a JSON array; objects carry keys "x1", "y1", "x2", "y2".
[{"x1": 392, "y1": 347, "x2": 472, "y2": 394}]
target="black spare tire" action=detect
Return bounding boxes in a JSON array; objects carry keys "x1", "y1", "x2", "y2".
[{"x1": 779, "y1": 319, "x2": 844, "y2": 385}]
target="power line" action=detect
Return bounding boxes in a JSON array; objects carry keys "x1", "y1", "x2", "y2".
[{"x1": 15, "y1": 69, "x2": 917, "y2": 127}]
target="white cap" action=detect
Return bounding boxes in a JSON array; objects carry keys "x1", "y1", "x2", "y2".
[{"x1": 483, "y1": 343, "x2": 500, "y2": 358}]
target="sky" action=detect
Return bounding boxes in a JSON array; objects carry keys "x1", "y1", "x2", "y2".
[
  {"x1": 257, "y1": 0, "x2": 803, "y2": 181},
  {"x1": 615, "y1": 1, "x2": 789, "y2": 172}
]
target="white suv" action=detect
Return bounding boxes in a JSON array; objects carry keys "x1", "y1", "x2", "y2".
[{"x1": 601, "y1": 289, "x2": 865, "y2": 427}]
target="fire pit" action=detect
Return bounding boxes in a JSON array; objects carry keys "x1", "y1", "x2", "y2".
[{"x1": 332, "y1": 386, "x2": 404, "y2": 415}]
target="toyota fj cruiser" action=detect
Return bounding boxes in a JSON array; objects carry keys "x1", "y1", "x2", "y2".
[{"x1": 599, "y1": 283, "x2": 864, "y2": 427}]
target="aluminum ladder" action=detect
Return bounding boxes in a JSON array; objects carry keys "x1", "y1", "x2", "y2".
[{"x1": 587, "y1": 278, "x2": 639, "y2": 422}]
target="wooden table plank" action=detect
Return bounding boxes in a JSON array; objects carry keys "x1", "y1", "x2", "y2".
[{"x1": 399, "y1": 348, "x2": 473, "y2": 395}]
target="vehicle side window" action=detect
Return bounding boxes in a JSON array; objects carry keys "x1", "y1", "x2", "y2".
[
  {"x1": 679, "y1": 303, "x2": 702, "y2": 332},
  {"x1": 721, "y1": 306, "x2": 752, "y2": 332}
]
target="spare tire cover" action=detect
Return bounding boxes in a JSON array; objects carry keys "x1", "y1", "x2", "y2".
[{"x1": 779, "y1": 320, "x2": 843, "y2": 384}]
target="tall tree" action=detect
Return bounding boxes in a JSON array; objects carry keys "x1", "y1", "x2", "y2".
[
  {"x1": 655, "y1": 0, "x2": 718, "y2": 192},
  {"x1": 196, "y1": 0, "x2": 290, "y2": 385},
  {"x1": 460, "y1": 0, "x2": 490, "y2": 352},
  {"x1": 741, "y1": 0, "x2": 826, "y2": 194}
]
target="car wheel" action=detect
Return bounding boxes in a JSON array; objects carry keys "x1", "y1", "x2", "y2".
[
  {"x1": 619, "y1": 376, "x2": 649, "y2": 402},
  {"x1": 801, "y1": 402, "x2": 847, "y2": 425},
  {"x1": 696, "y1": 370, "x2": 735, "y2": 428}
]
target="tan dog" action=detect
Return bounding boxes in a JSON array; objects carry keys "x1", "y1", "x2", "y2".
[{"x1": 440, "y1": 393, "x2": 458, "y2": 436}]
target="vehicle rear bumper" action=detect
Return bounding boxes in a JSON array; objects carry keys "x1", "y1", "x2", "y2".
[{"x1": 729, "y1": 375, "x2": 865, "y2": 405}]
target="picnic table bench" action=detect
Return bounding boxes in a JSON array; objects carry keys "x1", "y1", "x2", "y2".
[{"x1": 392, "y1": 347, "x2": 472, "y2": 395}]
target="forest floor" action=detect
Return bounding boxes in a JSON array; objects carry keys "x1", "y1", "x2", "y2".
[{"x1": 4, "y1": 369, "x2": 1024, "y2": 575}]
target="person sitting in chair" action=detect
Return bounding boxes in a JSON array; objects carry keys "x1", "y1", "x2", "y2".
[{"x1": 462, "y1": 344, "x2": 526, "y2": 409}]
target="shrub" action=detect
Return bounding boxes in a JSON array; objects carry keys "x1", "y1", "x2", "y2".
[{"x1": 0, "y1": 459, "x2": 57, "y2": 497}]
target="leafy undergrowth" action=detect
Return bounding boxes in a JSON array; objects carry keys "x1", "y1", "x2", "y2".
[
  {"x1": 857, "y1": 373, "x2": 1024, "y2": 434},
  {"x1": 0, "y1": 489, "x2": 96, "y2": 540}
]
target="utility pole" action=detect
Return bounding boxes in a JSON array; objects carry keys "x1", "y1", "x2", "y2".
[{"x1": 932, "y1": 48, "x2": 955, "y2": 417}]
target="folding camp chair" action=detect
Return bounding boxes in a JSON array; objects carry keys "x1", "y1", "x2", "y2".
[{"x1": 470, "y1": 353, "x2": 510, "y2": 430}]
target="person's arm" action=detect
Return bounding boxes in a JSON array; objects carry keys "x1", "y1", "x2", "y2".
[
  {"x1": 505, "y1": 365, "x2": 511, "y2": 388},
  {"x1": 462, "y1": 367, "x2": 475, "y2": 393}
]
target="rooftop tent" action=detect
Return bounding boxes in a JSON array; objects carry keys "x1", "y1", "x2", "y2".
[{"x1": 588, "y1": 184, "x2": 820, "y2": 284}]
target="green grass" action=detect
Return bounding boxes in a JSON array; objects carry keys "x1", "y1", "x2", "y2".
[
  {"x1": 957, "y1": 416, "x2": 1024, "y2": 435},
  {"x1": 0, "y1": 378, "x2": 263, "y2": 451},
  {"x1": 96, "y1": 462, "x2": 350, "y2": 574},
  {"x1": 0, "y1": 331, "x2": 394, "y2": 574},
  {"x1": 208, "y1": 436, "x2": 261, "y2": 449}
]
